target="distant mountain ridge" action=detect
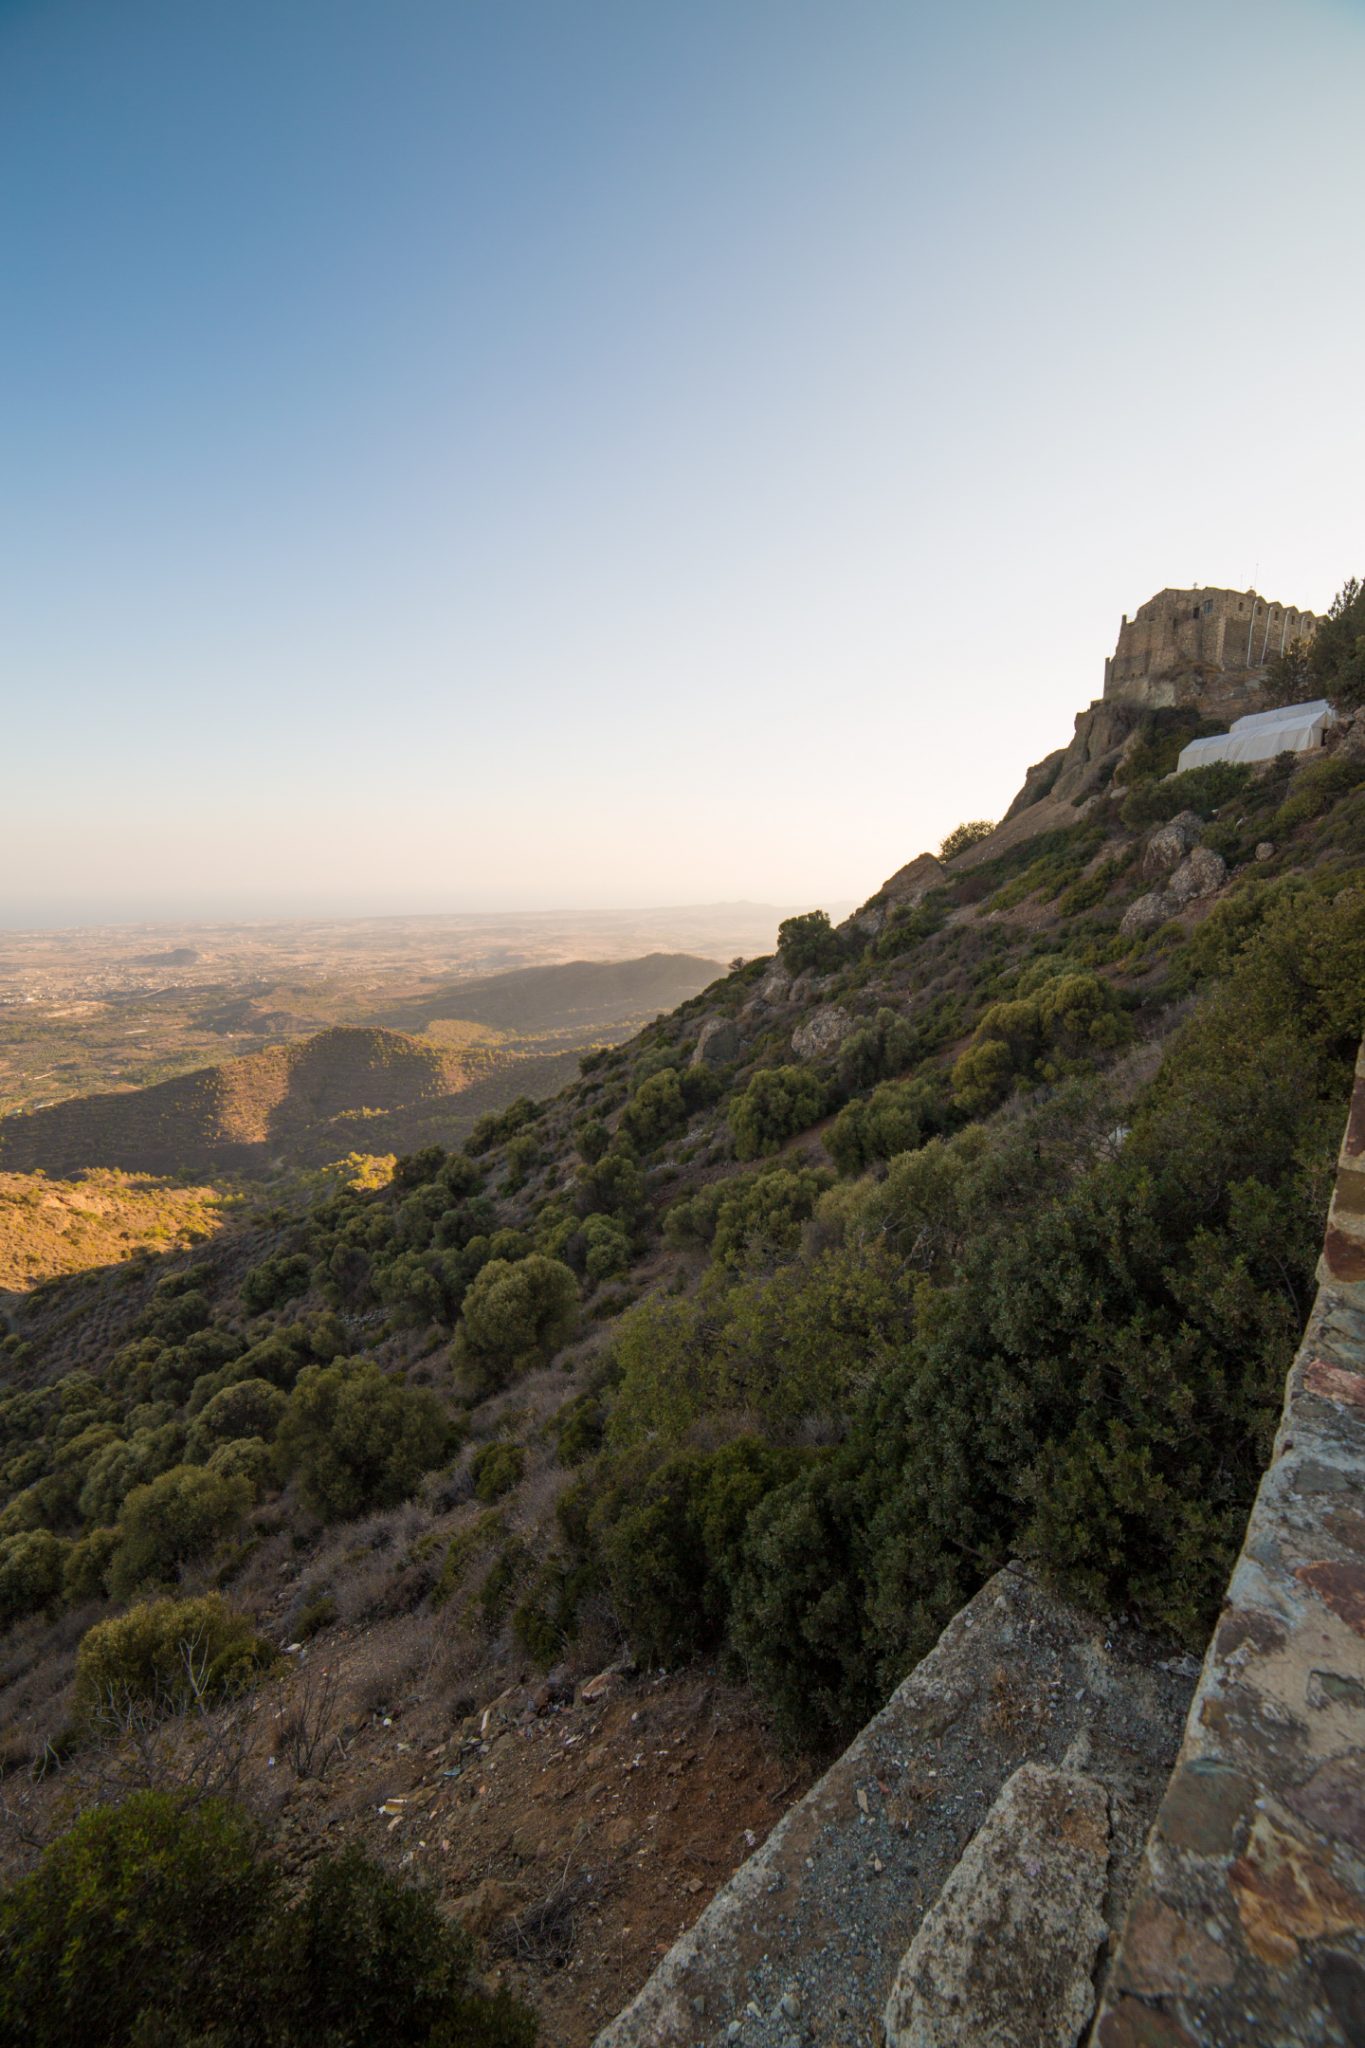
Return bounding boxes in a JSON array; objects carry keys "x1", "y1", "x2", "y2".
[
  {"x1": 0, "y1": 953, "x2": 725, "y2": 1179},
  {"x1": 377, "y1": 952, "x2": 724, "y2": 1034}
]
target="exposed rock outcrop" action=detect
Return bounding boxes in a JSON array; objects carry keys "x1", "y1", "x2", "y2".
[
  {"x1": 1120, "y1": 845, "x2": 1226, "y2": 936},
  {"x1": 1004, "y1": 748, "x2": 1067, "y2": 822},
  {"x1": 843, "y1": 854, "x2": 945, "y2": 939},
  {"x1": 791, "y1": 1005, "x2": 856, "y2": 1061},
  {"x1": 1141, "y1": 811, "x2": 1204, "y2": 880},
  {"x1": 692, "y1": 1018, "x2": 742, "y2": 1068},
  {"x1": 1166, "y1": 844, "x2": 1226, "y2": 907}
]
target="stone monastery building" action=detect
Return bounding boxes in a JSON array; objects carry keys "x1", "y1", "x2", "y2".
[{"x1": 1103, "y1": 586, "x2": 1320, "y2": 708}]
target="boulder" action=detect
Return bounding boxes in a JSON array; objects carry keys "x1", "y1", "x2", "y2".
[
  {"x1": 757, "y1": 961, "x2": 793, "y2": 1005},
  {"x1": 1166, "y1": 845, "x2": 1226, "y2": 907},
  {"x1": 690, "y1": 1018, "x2": 740, "y2": 1069},
  {"x1": 882, "y1": 1762, "x2": 1110, "y2": 2048},
  {"x1": 1141, "y1": 810, "x2": 1203, "y2": 880},
  {"x1": 1120, "y1": 890, "x2": 1174, "y2": 938},
  {"x1": 1255, "y1": 841, "x2": 1276, "y2": 862},
  {"x1": 791, "y1": 1005, "x2": 856, "y2": 1061}
]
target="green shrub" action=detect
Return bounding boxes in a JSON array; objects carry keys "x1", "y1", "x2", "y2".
[
  {"x1": 709, "y1": 1164, "x2": 833, "y2": 1268},
  {"x1": 1119, "y1": 760, "x2": 1252, "y2": 830},
  {"x1": 554, "y1": 1393, "x2": 605, "y2": 1466},
  {"x1": 939, "y1": 820, "x2": 996, "y2": 860},
  {"x1": 0, "y1": 1791, "x2": 535, "y2": 2048},
  {"x1": 1274, "y1": 750, "x2": 1365, "y2": 831},
  {"x1": 731, "y1": 1455, "x2": 877, "y2": 1752},
  {"x1": 241, "y1": 1254, "x2": 313, "y2": 1317},
  {"x1": 63, "y1": 1525, "x2": 118, "y2": 1604},
  {"x1": 1309, "y1": 573, "x2": 1365, "y2": 711},
  {"x1": 620, "y1": 1069, "x2": 688, "y2": 1151},
  {"x1": 582, "y1": 1215, "x2": 630, "y2": 1283},
  {"x1": 776, "y1": 910, "x2": 846, "y2": 974},
  {"x1": 950, "y1": 973, "x2": 1126, "y2": 1113},
  {"x1": 207, "y1": 1435, "x2": 274, "y2": 1495},
  {"x1": 827, "y1": 1077, "x2": 940, "y2": 1175},
  {"x1": 74, "y1": 1594, "x2": 273, "y2": 1727},
  {"x1": 834, "y1": 1008, "x2": 917, "y2": 1092},
  {"x1": 455, "y1": 1255, "x2": 580, "y2": 1394},
  {"x1": 186, "y1": 1378, "x2": 287, "y2": 1461},
  {"x1": 576, "y1": 1145, "x2": 646, "y2": 1226},
  {"x1": 266, "y1": 1842, "x2": 536, "y2": 2047},
  {"x1": 276, "y1": 1359, "x2": 451, "y2": 1522},
  {"x1": 574, "y1": 1116, "x2": 610, "y2": 1164},
  {"x1": 0, "y1": 1529, "x2": 68, "y2": 1630},
  {"x1": 470, "y1": 1441, "x2": 525, "y2": 1503},
  {"x1": 108, "y1": 1464, "x2": 254, "y2": 1598},
  {"x1": 596, "y1": 1439, "x2": 810, "y2": 1667},
  {"x1": 728, "y1": 1066, "x2": 827, "y2": 1160},
  {"x1": 0, "y1": 1792, "x2": 269, "y2": 2047}
]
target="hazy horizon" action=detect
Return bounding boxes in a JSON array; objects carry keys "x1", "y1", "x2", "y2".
[{"x1": 6, "y1": 0, "x2": 1364, "y2": 928}]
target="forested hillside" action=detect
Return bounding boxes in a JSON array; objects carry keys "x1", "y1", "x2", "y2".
[{"x1": 3, "y1": 601, "x2": 1364, "y2": 2042}]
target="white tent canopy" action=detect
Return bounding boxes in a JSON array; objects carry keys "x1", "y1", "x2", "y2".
[{"x1": 1176, "y1": 699, "x2": 1335, "y2": 775}]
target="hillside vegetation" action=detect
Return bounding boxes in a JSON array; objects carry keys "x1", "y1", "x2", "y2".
[{"x1": 2, "y1": 619, "x2": 1364, "y2": 2040}]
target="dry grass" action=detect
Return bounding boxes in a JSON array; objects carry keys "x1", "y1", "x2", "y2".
[{"x1": 0, "y1": 1169, "x2": 222, "y2": 1293}]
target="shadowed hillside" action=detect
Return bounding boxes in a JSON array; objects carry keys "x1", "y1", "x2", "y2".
[{"x1": 0, "y1": 1028, "x2": 459, "y2": 1177}]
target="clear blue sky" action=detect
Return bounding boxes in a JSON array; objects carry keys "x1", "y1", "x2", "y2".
[{"x1": 4, "y1": 0, "x2": 1363, "y2": 925}]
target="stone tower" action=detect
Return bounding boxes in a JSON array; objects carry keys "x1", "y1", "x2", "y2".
[{"x1": 1102, "y1": 586, "x2": 1319, "y2": 711}]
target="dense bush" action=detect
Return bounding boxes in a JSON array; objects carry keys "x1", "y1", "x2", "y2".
[
  {"x1": 74, "y1": 1594, "x2": 273, "y2": 1726},
  {"x1": 951, "y1": 972, "x2": 1127, "y2": 1114},
  {"x1": 0, "y1": 1792, "x2": 535, "y2": 2047},
  {"x1": 1119, "y1": 759, "x2": 1252, "y2": 830},
  {"x1": 827, "y1": 1075, "x2": 942, "y2": 1175},
  {"x1": 595, "y1": 1439, "x2": 811, "y2": 1666},
  {"x1": 1309, "y1": 574, "x2": 1365, "y2": 711},
  {"x1": 108, "y1": 1464, "x2": 254, "y2": 1599},
  {"x1": 276, "y1": 1359, "x2": 451, "y2": 1521},
  {"x1": 455, "y1": 1255, "x2": 580, "y2": 1394},
  {"x1": 729, "y1": 1066, "x2": 827, "y2": 1160},
  {"x1": 938, "y1": 819, "x2": 995, "y2": 860},
  {"x1": 185, "y1": 1377, "x2": 287, "y2": 1461},
  {"x1": 0, "y1": 1528, "x2": 67, "y2": 1630},
  {"x1": 730, "y1": 881, "x2": 1364, "y2": 1748},
  {"x1": 620, "y1": 1068, "x2": 689, "y2": 1150},
  {"x1": 776, "y1": 910, "x2": 845, "y2": 974},
  {"x1": 241, "y1": 1254, "x2": 313, "y2": 1316},
  {"x1": 1274, "y1": 750, "x2": 1365, "y2": 832}
]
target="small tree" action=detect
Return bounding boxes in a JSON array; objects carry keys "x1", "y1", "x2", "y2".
[
  {"x1": 456, "y1": 1254, "x2": 580, "y2": 1394},
  {"x1": 108, "y1": 1465, "x2": 253, "y2": 1599},
  {"x1": 728, "y1": 1066, "x2": 828, "y2": 1160},
  {"x1": 1309, "y1": 575, "x2": 1365, "y2": 711},
  {"x1": 74, "y1": 1594, "x2": 273, "y2": 1730},
  {"x1": 776, "y1": 910, "x2": 845, "y2": 974},
  {"x1": 939, "y1": 819, "x2": 996, "y2": 860},
  {"x1": 275, "y1": 1359, "x2": 451, "y2": 1521}
]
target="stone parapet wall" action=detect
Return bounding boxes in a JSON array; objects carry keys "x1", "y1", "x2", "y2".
[{"x1": 1094, "y1": 1039, "x2": 1365, "y2": 2047}]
